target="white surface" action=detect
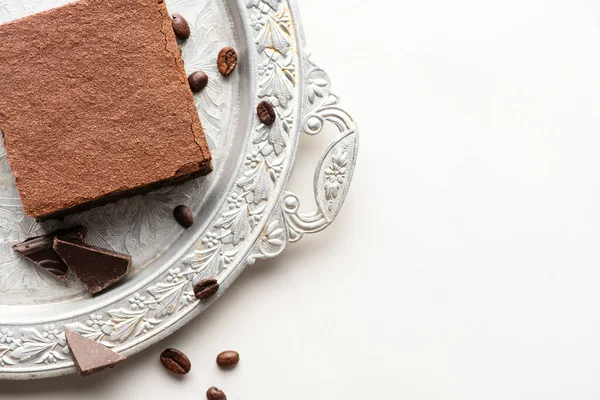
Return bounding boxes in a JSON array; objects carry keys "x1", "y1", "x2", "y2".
[{"x1": 3, "y1": 0, "x2": 600, "y2": 398}]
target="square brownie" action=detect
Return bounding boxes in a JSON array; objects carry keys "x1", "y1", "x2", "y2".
[{"x1": 0, "y1": 0, "x2": 212, "y2": 220}]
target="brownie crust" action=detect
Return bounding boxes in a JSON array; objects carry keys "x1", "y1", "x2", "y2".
[{"x1": 0, "y1": 0, "x2": 212, "y2": 220}]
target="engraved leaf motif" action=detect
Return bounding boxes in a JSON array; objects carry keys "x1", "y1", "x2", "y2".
[
  {"x1": 183, "y1": 245, "x2": 223, "y2": 277},
  {"x1": 245, "y1": 0, "x2": 280, "y2": 12},
  {"x1": 237, "y1": 162, "x2": 272, "y2": 204},
  {"x1": 0, "y1": 328, "x2": 18, "y2": 366},
  {"x1": 11, "y1": 341, "x2": 51, "y2": 363},
  {"x1": 72, "y1": 210, "x2": 119, "y2": 251},
  {"x1": 263, "y1": 220, "x2": 285, "y2": 247},
  {"x1": 105, "y1": 308, "x2": 160, "y2": 342},
  {"x1": 65, "y1": 315, "x2": 114, "y2": 347},
  {"x1": 11, "y1": 327, "x2": 65, "y2": 364},
  {"x1": 71, "y1": 325, "x2": 104, "y2": 342},
  {"x1": 256, "y1": 16, "x2": 291, "y2": 55},
  {"x1": 98, "y1": 187, "x2": 189, "y2": 251},
  {"x1": 146, "y1": 277, "x2": 192, "y2": 318},
  {"x1": 216, "y1": 205, "x2": 250, "y2": 246},
  {"x1": 125, "y1": 189, "x2": 190, "y2": 248},
  {"x1": 258, "y1": 61, "x2": 294, "y2": 107},
  {"x1": 183, "y1": 244, "x2": 238, "y2": 279},
  {"x1": 307, "y1": 78, "x2": 328, "y2": 104},
  {"x1": 0, "y1": 351, "x2": 15, "y2": 366},
  {"x1": 254, "y1": 119, "x2": 287, "y2": 156},
  {"x1": 67, "y1": 185, "x2": 190, "y2": 254},
  {"x1": 247, "y1": 218, "x2": 287, "y2": 264}
]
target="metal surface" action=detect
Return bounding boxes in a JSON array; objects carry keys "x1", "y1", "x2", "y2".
[{"x1": 0, "y1": 0, "x2": 358, "y2": 379}]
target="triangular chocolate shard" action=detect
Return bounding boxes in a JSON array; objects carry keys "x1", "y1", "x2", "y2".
[
  {"x1": 53, "y1": 238, "x2": 131, "y2": 295},
  {"x1": 12, "y1": 226, "x2": 86, "y2": 280},
  {"x1": 65, "y1": 329, "x2": 126, "y2": 376}
]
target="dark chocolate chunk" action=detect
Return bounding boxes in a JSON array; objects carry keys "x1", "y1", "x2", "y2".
[
  {"x1": 171, "y1": 14, "x2": 191, "y2": 40},
  {"x1": 173, "y1": 205, "x2": 194, "y2": 228},
  {"x1": 257, "y1": 100, "x2": 276, "y2": 126},
  {"x1": 194, "y1": 278, "x2": 219, "y2": 301},
  {"x1": 65, "y1": 329, "x2": 126, "y2": 377},
  {"x1": 188, "y1": 71, "x2": 209, "y2": 93},
  {"x1": 12, "y1": 226, "x2": 86, "y2": 280},
  {"x1": 53, "y1": 238, "x2": 131, "y2": 295},
  {"x1": 217, "y1": 47, "x2": 238, "y2": 76}
]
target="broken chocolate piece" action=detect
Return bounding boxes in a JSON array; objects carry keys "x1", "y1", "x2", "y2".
[
  {"x1": 65, "y1": 329, "x2": 126, "y2": 376},
  {"x1": 12, "y1": 226, "x2": 86, "y2": 280},
  {"x1": 53, "y1": 238, "x2": 131, "y2": 294}
]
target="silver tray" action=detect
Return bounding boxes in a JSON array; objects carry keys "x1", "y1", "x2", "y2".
[{"x1": 0, "y1": 0, "x2": 358, "y2": 379}]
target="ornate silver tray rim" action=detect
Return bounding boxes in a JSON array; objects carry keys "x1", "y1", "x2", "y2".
[{"x1": 0, "y1": 0, "x2": 358, "y2": 379}]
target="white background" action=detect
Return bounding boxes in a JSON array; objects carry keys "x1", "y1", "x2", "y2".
[{"x1": 4, "y1": 0, "x2": 600, "y2": 398}]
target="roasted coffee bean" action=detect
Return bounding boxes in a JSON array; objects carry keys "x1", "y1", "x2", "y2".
[
  {"x1": 171, "y1": 14, "x2": 190, "y2": 40},
  {"x1": 173, "y1": 205, "x2": 194, "y2": 228},
  {"x1": 206, "y1": 387, "x2": 227, "y2": 400},
  {"x1": 217, "y1": 47, "x2": 238, "y2": 76},
  {"x1": 216, "y1": 350, "x2": 240, "y2": 368},
  {"x1": 194, "y1": 278, "x2": 219, "y2": 300},
  {"x1": 257, "y1": 101, "x2": 276, "y2": 126},
  {"x1": 160, "y1": 348, "x2": 191, "y2": 375},
  {"x1": 188, "y1": 71, "x2": 209, "y2": 93}
]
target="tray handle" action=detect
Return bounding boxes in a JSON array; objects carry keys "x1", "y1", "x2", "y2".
[
  {"x1": 247, "y1": 55, "x2": 358, "y2": 263},
  {"x1": 282, "y1": 56, "x2": 358, "y2": 242}
]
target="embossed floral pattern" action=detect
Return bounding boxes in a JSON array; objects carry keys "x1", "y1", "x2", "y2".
[{"x1": 324, "y1": 150, "x2": 348, "y2": 200}]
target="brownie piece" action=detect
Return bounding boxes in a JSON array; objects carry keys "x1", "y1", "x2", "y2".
[{"x1": 0, "y1": 0, "x2": 212, "y2": 220}]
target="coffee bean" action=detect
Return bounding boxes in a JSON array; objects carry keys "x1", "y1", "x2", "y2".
[
  {"x1": 217, "y1": 47, "x2": 238, "y2": 76},
  {"x1": 173, "y1": 205, "x2": 193, "y2": 228},
  {"x1": 194, "y1": 278, "x2": 219, "y2": 301},
  {"x1": 216, "y1": 350, "x2": 240, "y2": 368},
  {"x1": 171, "y1": 14, "x2": 190, "y2": 40},
  {"x1": 206, "y1": 387, "x2": 227, "y2": 400},
  {"x1": 160, "y1": 348, "x2": 191, "y2": 375},
  {"x1": 257, "y1": 101, "x2": 276, "y2": 126},
  {"x1": 188, "y1": 71, "x2": 209, "y2": 93}
]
